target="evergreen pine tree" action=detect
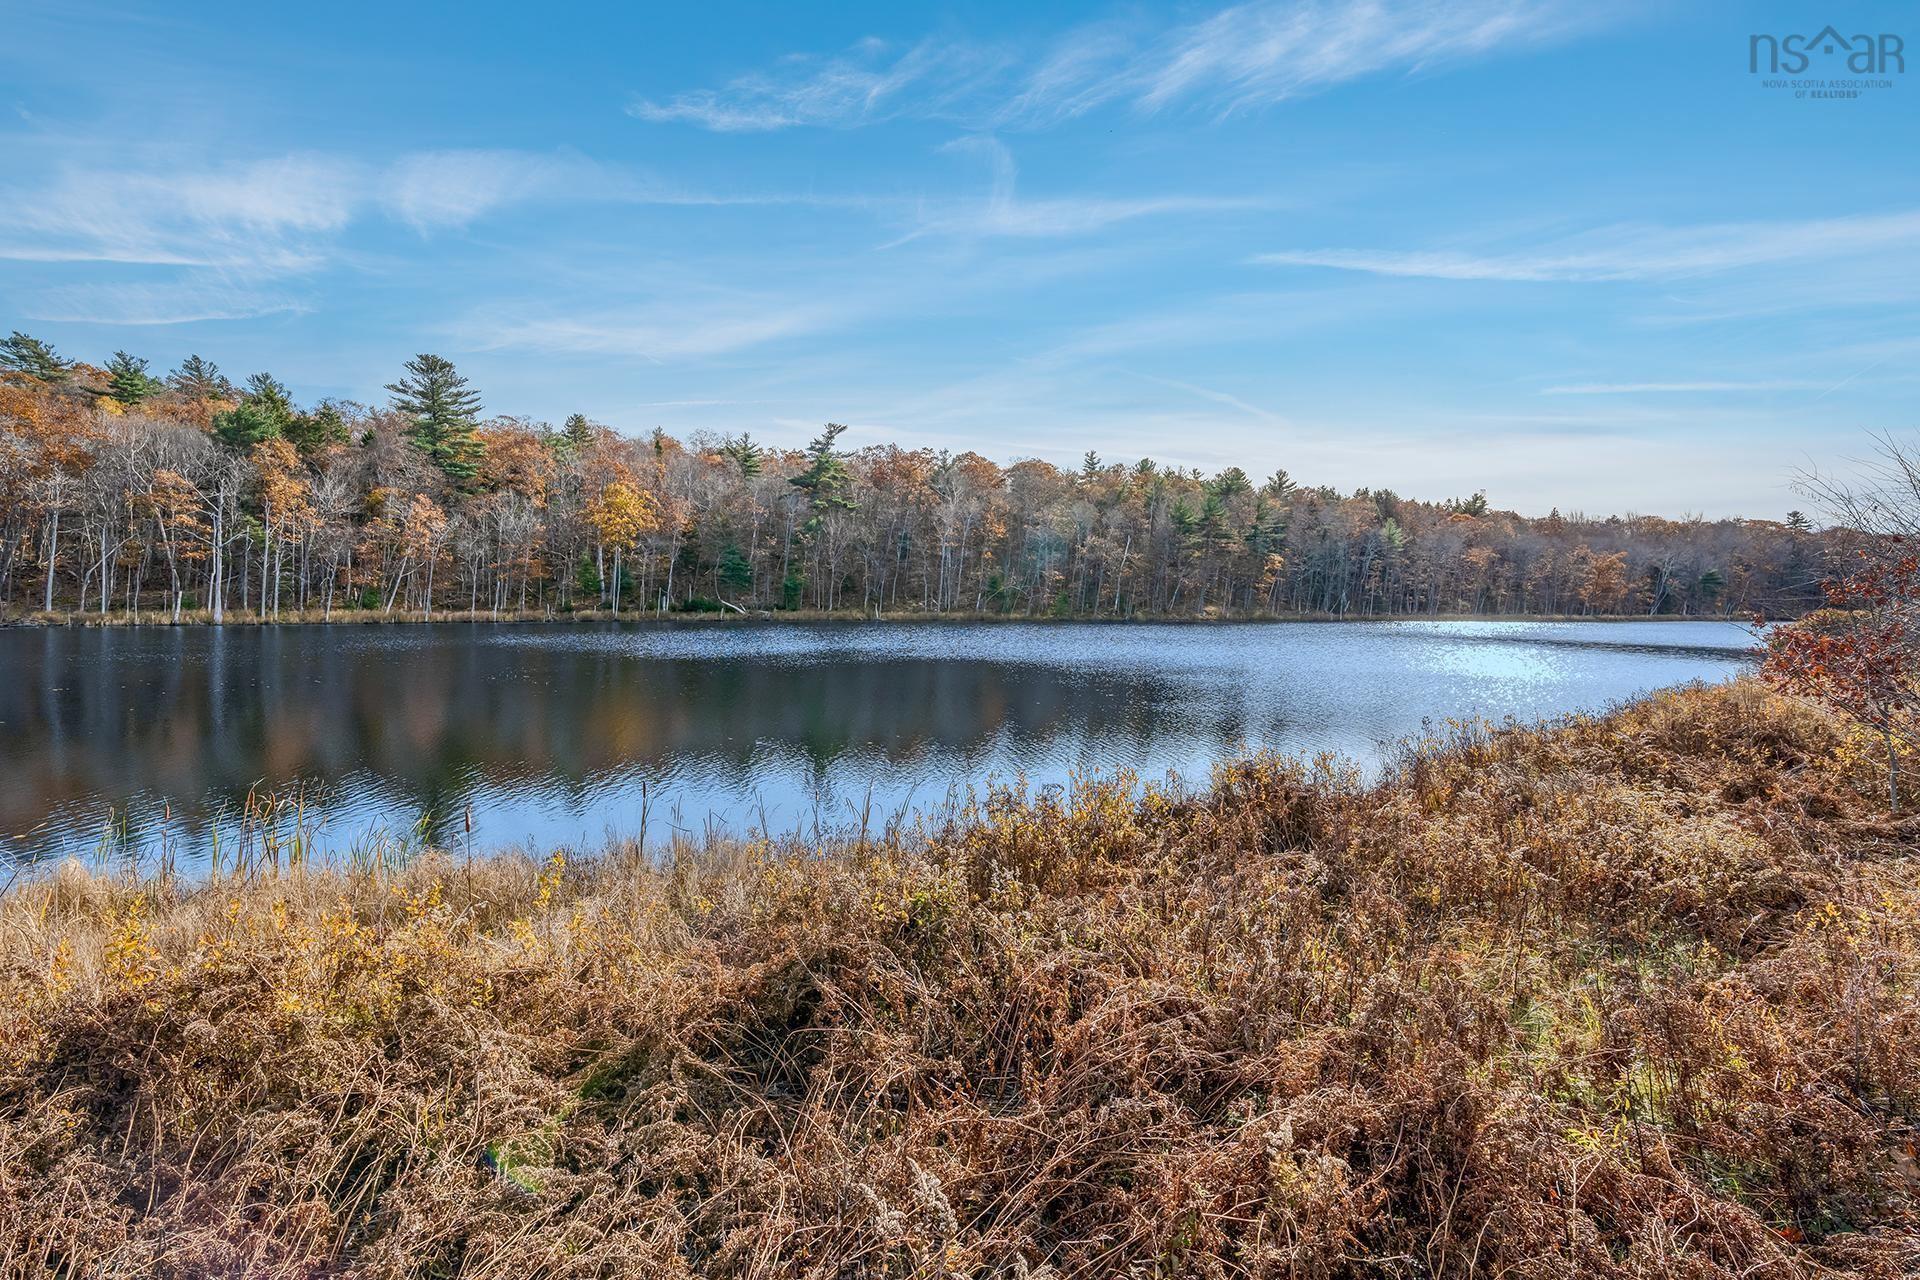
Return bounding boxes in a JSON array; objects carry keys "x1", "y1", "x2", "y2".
[
  {"x1": 168, "y1": 354, "x2": 235, "y2": 401},
  {"x1": 1261, "y1": 468, "x2": 1297, "y2": 500},
  {"x1": 284, "y1": 401, "x2": 352, "y2": 455},
  {"x1": 243, "y1": 372, "x2": 294, "y2": 415},
  {"x1": 1247, "y1": 495, "x2": 1287, "y2": 557},
  {"x1": 211, "y1": 373, "x2": 294, "y2": 450},
  {"x1": 718, "y1": 543, "x2": 753, "y2": 594},
  {"x1": 212, "y1": 403, "x2": 283, "y2": 450},
  {"x1": 105, "y1": 351, "x2": 163, "y2": 405},
  {"x1": 1209, "y1": 466, "x2": 1252, "y2": 500},
  {"x1": 560, "y1": 413, "x2": 597, "y2": 454},
  {"x1": 387, "y1": 354, "x2": 483, "y2": 484},
  {"x1": 1169, "y1": 496, "x2": 1199, "y2": 546},
  {"x1": 789, "y1": 423, "x2": 856, "y2": 527},
  {"x1": 0, "y1": 331, "x2": 70, "y2": 382},
  {"x1": 720, "y1": 432, "x2": 764, "y2": 477},
  {"x1": 1198, "y1": 490, "x2": 1236, "y2": 557}
]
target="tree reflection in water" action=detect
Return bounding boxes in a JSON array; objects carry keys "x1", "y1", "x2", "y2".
[{"x1": 0, "y1": 621, "x2": 1755, "y2": 868}]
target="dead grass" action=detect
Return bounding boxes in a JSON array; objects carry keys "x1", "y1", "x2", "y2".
[{"x1": 1, "y1": 680, "x2": 1915, "y2": 1278}]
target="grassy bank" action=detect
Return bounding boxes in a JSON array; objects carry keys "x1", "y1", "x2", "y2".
[
  {"x1": 1, "y1": 606, "x2": 1756, "y2": 628},
  {"x1": 1, "y1": 681, "x2": 1914, "y2": 1277}
]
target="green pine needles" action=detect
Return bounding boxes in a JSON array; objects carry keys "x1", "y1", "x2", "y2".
[{"x1": 387, "y1": 353, "x2": 485, "y2": 485}]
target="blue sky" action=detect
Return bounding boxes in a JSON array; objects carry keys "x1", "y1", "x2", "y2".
[{"x1": 2, "y1": 1, "x2": 1915, "y2": 517}]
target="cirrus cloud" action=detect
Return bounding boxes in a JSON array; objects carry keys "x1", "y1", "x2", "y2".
[
  {"x1": 630, "y1": 0, "x2": 1617, "y2": 132},
  {"x1": 1253, "y1": 211, "x2": 1920, "y2": 282}
]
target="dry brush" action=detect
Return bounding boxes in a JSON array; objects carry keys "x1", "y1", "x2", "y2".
[{"x1": 1, "y1": 681, "x2": 1916, "y2": 1277}]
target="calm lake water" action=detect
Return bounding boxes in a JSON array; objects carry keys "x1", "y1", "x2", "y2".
[{"x1": 0, "y1": 620, "x2": 1759, "y2": 868}]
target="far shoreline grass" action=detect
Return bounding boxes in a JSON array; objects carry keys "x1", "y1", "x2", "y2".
[{"x1": 1, "y1": 679, "x2": 1911, "y2": 1277}]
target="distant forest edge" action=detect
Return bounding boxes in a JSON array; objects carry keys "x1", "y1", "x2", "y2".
[{"x1": 0, "y1": 333, "x2": 1837, "y2": 623}]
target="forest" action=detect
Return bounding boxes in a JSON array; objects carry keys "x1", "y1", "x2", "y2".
[{"x1": 0, "y1": 332, "x2": 1835, "y2": 622}]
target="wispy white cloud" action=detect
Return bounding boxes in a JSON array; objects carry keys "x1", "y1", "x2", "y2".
[
  {"x1": 1542, "y1": 380, "x2": 1822, "y2": 395},
  {"x1": 24, "y1": 281, "x2": 309, "y2": 326},
  {"x1": 0, "y1": 147, "x2": 711, "y2": 327},
  {"x1": 630, "y1": 398, "x2": 779, "y2": 408},
  {"x1": 950, "y1": 191, "x2": 1264, "y2": 238},
  {"x1": 885, "y1": 136, "x2": 1268, "y2": 244},
  {"x1": 629, "y1": 0, "x2": 1608, "y2": 132},
  {"x1": 1000, "y1": 20, "x2": 1139, "y2": 125},
  {"x1": 1025, "y1": 286, "x2": 1390, "y2": 366},
  {"x1": 632, "y1": 37, "x2": 1013, "y2": 131},
  {"x1": 1131, "y1": 0, "x2": 1596, "y2": 117},
  {"x1": 0, "y1": 154, "x2": 360, "y2": 271},
  {"x1": 0, "y1": 149, "x2": 654, "y2": 273},
  {"x1": 1136, "y1": 373, "x2": 1288, "y2": 423},
  {"x1": 381, "y1": 150, "x2": 617, "y2": 232},
  {"x1": 1254, "y1": 211, "x2": 1920, "y2": 282},
  {"x1": 464, "y1": 296, "x2": 848, "y2": 362}
]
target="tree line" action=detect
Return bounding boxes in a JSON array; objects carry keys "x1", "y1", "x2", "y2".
[{"x1": 0, "y1": 331, "x2": 1838, "y2": 622}]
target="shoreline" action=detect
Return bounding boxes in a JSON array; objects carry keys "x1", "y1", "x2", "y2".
[{"x1": 0, "y1": 607, "x2": 1765, "y2": 629}]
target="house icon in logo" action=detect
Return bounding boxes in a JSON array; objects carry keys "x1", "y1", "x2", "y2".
[{"x1": 1806, "y1": 25, "x2": 1853, "y2": 56}]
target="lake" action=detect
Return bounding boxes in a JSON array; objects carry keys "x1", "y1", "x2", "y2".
[{"x1": 0, "y1": 620, "x2": 1759, "y2": 868}]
